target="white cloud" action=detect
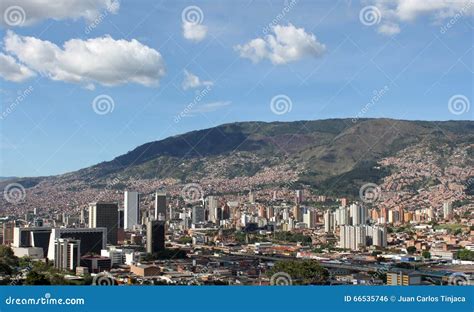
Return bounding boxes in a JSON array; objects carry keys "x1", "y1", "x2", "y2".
[
  {"x1": 0, "y1": 53, "x2": 35, "y2": 82},
  {"x1": 182, "y1": 21, "x2": 208, "y2": 42},
  {"x1": 182, "y1": 70, "x2": 213, "y2": 90},
  {"x1": 369, "y1": 0, "x2": 474, "y2": 35},
  {"x1": 235, "y1": 24, "x2": 326, "y2": 65},
  {"x1": 3, "y1": 31, "x2": 166, "y2": 88},
  {"x1": 0, "y1": 0, "x2": 119, "y2": 26}
]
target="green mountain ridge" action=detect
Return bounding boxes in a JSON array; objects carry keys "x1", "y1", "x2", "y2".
[{"x1": 3, "y1": 118, "x2": 473, "y2": 197}]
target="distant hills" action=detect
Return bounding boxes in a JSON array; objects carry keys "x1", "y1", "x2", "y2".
[{"x1": 2, "y1": 118, "x2": 473, "y2": 198}]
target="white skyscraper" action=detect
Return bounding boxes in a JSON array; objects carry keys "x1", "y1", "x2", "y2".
[
  {"x1": 350, "y1": 203, "x2": 367, "y2": 225},
  {"x1": 124, "y1": 191, "x2": 139, "y2": 230}
]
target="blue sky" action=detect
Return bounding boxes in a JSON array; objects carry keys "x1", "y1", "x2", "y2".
[{"x1": 0, "y1": 0, "x2": 472, "y2": 177}]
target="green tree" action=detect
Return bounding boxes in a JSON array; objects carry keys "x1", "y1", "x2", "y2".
[
  {"x1": 456, "y1": 249, "x2": 474, "y2": 261},
  {"x1": 406, "y1": 246, "x2": 417, "y2": 254},
  {"x1": 0, "y1": 245, "x2": 18, "y2": 275},
  {"x1": 25, "y1": 271, "x2": 51, "y2": 285},
  {"x1": 268, "y1": 260, "x2": 328, "y2": 285},
  {"x1": 422, "y1": 251, "x2": 431, "y2": 259}
]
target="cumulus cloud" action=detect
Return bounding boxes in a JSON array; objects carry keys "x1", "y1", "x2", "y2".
[
  {"x1": 369, "y1": 0, "x2": 474, "y2": 35},
  {"x1": 182, "y1": 70, "x2": 213, "y2": 90},
  {"x1": 0, "y1": 53, "x2": 36, "y2": 82},
  {"x1": 182, "y1": 21, "x2": 208, "y2": 42},
  {"x1": 0, "y1": 0, "x2": 119, "y2": 26},
  {"x1": 2, "y1": 31, "x2": 166, "y2": 88},
  {"x1": 235, "y1": 24, "x2": 326, "y2": 65}
]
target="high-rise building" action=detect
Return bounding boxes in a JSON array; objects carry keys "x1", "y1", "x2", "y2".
[
  {"x1": 350, "y1": 203, "x2": 367, "y2": 225},
  {"x1": 335, "y1": 207, "x2": 349, "y2": 226},
  {"x1": 146, "y1": 220, "x2": 165, "y2": 254},
  {"x1": 154, "y1": 192, "x2": 167, "y2": 220},
  {"x1": 443, "y1": 202, "x2": 452, "y2": 220},
  {"x1": 2, "y1": 222, "x2": 14, "y2": 245},
  {"x1": 54, "y1": 238, "x2": 80, "y2": 271},
  {"x1": 206, "y1": 196, "x2": 220, "y2": 223},
  {"x1": 89, "y1": 202, "x2": 118, "y2": 245},
  {"x1": 47, "y1": 227, "x2": 107, "y2": 261},
  {"x1": 124, "y1": 191, "x2": 140, "y2": 230},
  {"x1": 267, "y1": 206, "x2": 274, "y2": 219},
  {"x1": 340, "y1": 225, "x2": 367, "y2": 250},
  {"x1": 295, "y1": 190, "x2": 303, "y2": 204},
  {"x1": 192, "y1": 206, "x2": 206, "y2": 224},
  {"x1": 303, "y1": 208, "x2": 316, "y2": 228},
  {"x1": 293, "y1": 206, "x2": 302, "y2": 222},
  {"x1": 324, "y1": 210, "x2": 335, "y2": 233}
]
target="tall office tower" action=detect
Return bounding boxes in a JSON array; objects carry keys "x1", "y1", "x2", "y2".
[
  {"x1": 258, "y1": 206, "x2": 266, "y2": 218},
  {"x1": 380, "y1": 207, "x2": 388, "y2": 224},
  {"x1": 89, "y1": 202, "x2": 119, "y2": 245},
  {"x1": 154, "y1": 192, "x2": 167, "y2": 220},
  {"x1": 335, "y1": 207, "x2": 349, "y2": 226},
  {"x1": 443, "y1": 202, "x2": 453, "y2": 220},
  {"x1": 124, "y1": 191, "x2": 140, "y2": 230},
  {"x1": 293, "y1": 206, "x2": 302, "y2": 222},
  {"x1": 372, "y1": 226, "x2": 387, "y2": 247},
  {"x1": 324, "y1": 210, "x2": 335, "y2": 233},
  {"x1": 47, "y1": 227, "x2": 107, "y2": 261},
  {"x1": 248, "y1": 191, "x2": 255, "y2": 204},
  {"x1": 295, "y1": 190, "x2": 303, "y2": 204},
  {"x1": 303, "y1": 209, "x2": 316, "y2": 228},
  {"x1": 192, "y1": 206, "x2": 206, "y2": 225},
  {"x1": 350, "y1": 203, "x2": 367, "y2": 226},
  {"x1": 2, "y1": 222, "x2": 14, "y2": 245},
  {"x1": 222, "y1": 204, "x2": 231, "y2": 220},
  {"x1": 206, "y1": 196, "x2": 220, "y2": 223},
  {"x1": 282, "y1": 208, "x2": 289, "y2": 221},
  {"x1": 80, "y1": 207, "x2": 86, "y2": 224},
  {"x1": 267, "y1": 206, "x2": 275, "y2": 219},
  {"x1": 54, "y1": 238, "x2": 80, "y2": 271},
  {"x1": 146, "y1": 220, "x2": 165, "y2": 254}
]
